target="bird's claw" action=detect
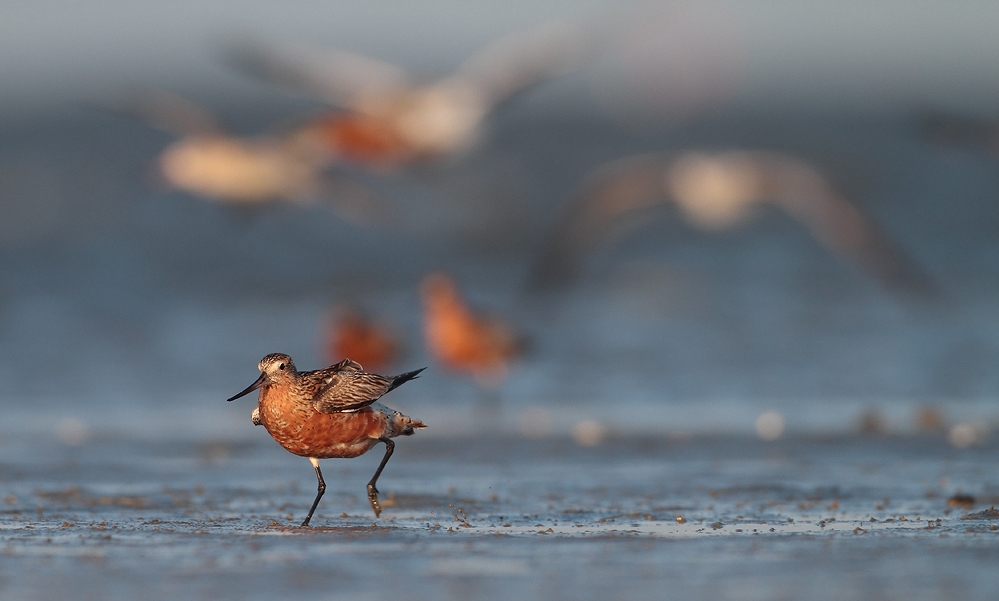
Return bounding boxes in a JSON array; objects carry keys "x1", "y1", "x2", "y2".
[{"x1": 367, "y1": 483, "x2": 382, "y2": 517}]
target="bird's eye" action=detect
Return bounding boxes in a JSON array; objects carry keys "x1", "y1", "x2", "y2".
[{"x1": 278, "y1": 363, "x2": 285, "y2": 370}]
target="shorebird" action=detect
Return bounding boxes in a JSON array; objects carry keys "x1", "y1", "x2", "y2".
[
  {"x1": 420, "y1": 273, "x2": 522, "y2": 388},
  {"x1": 227, "y1": 353, "x2": 425, "y2": 526},
  {"x1": 532, "y1": 150, "x2": 937, "y2": 297},
  {"x1": 323, "y1": 305, "x2": 399, "y2": 372},
  {"x1": 225, "y1": 20, "x2": 606, "y2": 168},
  {"x1": 92, "y1": 87, "x2": 398, "y2": 227}
]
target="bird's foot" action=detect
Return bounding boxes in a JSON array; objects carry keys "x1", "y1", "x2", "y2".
[{"x1": 367, "y1": 483, "x2": 382, "y2": 517}]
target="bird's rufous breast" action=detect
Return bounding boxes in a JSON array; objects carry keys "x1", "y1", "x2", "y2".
[
  {"x1": 257, "y1": 384, "x2": 387, "y2": 459},
  {"x1": 307, "y1": 113, "x2": 410, "y2": 167}
]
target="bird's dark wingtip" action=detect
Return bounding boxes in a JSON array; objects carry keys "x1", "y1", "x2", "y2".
[{"x1": 386, "y1": 367, "x2": 427, "y2": 393}]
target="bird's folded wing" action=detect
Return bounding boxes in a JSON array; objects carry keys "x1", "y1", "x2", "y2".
[
  {"x1": 312, "y1": 371, "x2": 393, "y2": 413},
  {"x1": 330, "y1": 358, "x2": 364, "y2": 372}
]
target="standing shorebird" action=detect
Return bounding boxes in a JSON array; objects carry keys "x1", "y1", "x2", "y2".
[
  {"x1": 420, "y1": 273, "x2": 524, "y2": 393},
  {"x1": 323, "y1": 305, "x2": 400, "y2": 373},
  {"x1": 226, "y1": 353, "x2": 426, "y2": 526}
]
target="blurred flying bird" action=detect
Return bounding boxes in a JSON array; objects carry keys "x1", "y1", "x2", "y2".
[
  {"x1": 224, "y1": 20, "x2": 607, "y2": 167},
  {"x1": 917, "y1": 109, "x2": 999, "y2": 155},
  {"x1": 90, "y1": 87, "x2": 399, "y2": 227},
  {"x1": 420, "y1": 272, "x2": 523, "y2": 388},
  {"x1": 227, "y1": 353, "x2": 425, "y2": 526},
  {"x1": 323, "y1": 304, "x2": 400, "y2": 372},
  {"x1": 532, "y1": 151, "x2": 937, "y2": 297}
]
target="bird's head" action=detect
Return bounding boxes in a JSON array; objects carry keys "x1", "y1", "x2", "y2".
[{"x1": 226, "y1": 353, "x2": 296, "y2": 402}]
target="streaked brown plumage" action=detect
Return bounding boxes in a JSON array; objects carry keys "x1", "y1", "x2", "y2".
[{"x1": 227, "y1": 353, "x2": 425, "y2": 526}]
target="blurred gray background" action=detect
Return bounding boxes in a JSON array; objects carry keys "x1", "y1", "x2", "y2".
[{"x1": 1, "y1": 0, "x2": 998, "y2": 441}]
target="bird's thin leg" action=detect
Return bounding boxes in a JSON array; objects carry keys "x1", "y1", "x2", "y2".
[
  {"x1": 301, "y1": 457, "x2": 325, "y2": 527},
  {"x1": 366, "y1": 438, "x2": 395, "y2": 517}
]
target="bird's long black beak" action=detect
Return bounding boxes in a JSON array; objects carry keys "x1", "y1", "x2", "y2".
[{"x1": 226, "y1": 372, "x2": 267, "y2": 402}]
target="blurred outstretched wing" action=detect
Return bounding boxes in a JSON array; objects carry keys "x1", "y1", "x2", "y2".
[
  {"x1": 740, "y1": 151, "x2": 939, "y2": 297},
  {"x1": 224, "y1": 40, "x2": 410, "y2": 111},
  {"x1": 83, "y1": 87, "x2": 223, "y2": 138},
  {"x1": 312, "y1": 366, "x2": 396, "y2": 413},
  {"x1": 531, "y1": 154, "x2": 676, "y2": 288},
  {"x1": 452, "y1": 20, "x2": 606, "y2": 110},
  {"x1": 532, "y1": 151, "x2": 938, "y2": 298}
]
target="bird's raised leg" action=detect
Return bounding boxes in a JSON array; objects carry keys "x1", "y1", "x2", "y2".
[
  {"x1": 366, "y1": 438, "x2": 394, "y2": 517},
  {"x1": 301, "y1": 457, "x2": 325, "y2": 527}
]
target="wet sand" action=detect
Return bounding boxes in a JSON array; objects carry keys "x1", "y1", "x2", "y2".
[{"x1": 2, "y1": 433, "x2": 997, "y2": 600}]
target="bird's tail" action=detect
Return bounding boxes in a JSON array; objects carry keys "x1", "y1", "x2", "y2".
[
  {"x1": 386, "y1": 367, "x2": 426, "y2": 393},
  {"x1": 388, "y1": 411, "x2": 427, "y2": 437},
  {"x1": 399, "y1": 417, "x2": 427, "y2": 436}
]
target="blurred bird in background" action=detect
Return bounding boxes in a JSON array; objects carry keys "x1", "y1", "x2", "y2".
[
  {"x1": 532, "y1": 150, "x2": 938, "y2": 298},
  {"x1": 91, "y1": 87, "x2": 399, "y2": 228},
  {"x1": 323, "y1": 304, "x2": 400, "y2": 373},
  {"x1": 917, "y1": 109, "x2": 999, "y2": 156},
  {"x1": 420, "y1": 272, "x2": 523, "y2": 390},
  {"x1": 224, "y1": 19, "x2": 608, "y2": 169}
]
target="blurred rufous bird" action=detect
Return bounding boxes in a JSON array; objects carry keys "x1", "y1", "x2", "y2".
[
  {"x1": 92, "y1": 87, "x2": 398, "y2": 227},
  {"x1": 225, "y1": 20, "x2": 608, "y2": 168},
  {"x1": 532, "y1": 151, "x2": 938, "y2": 298},
  {"x1": 323, "y1": 305, "x2": 399, "y2": 373},
  {"x1": 420, "y1": 273, "x2": 522, "y2": 387}
]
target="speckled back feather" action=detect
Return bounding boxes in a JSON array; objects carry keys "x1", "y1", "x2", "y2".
[{"x1": 308, "y1": 359, "x2": 426, "y2": 413}]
